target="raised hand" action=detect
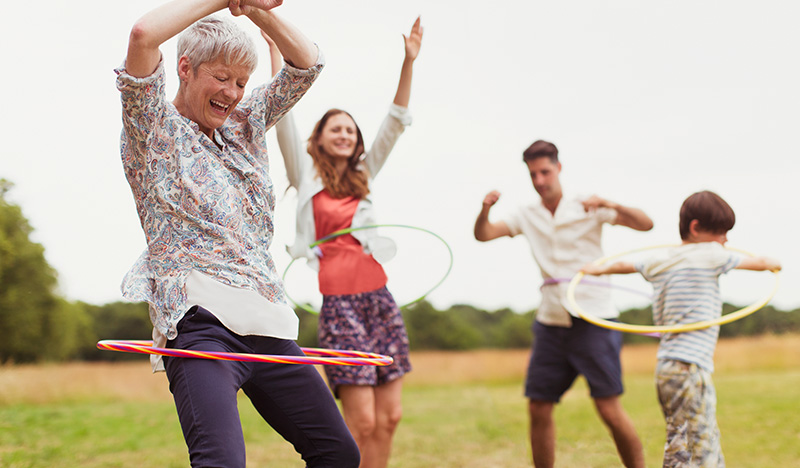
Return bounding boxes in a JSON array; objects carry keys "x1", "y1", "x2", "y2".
[
  {"x1": 229, "y1": 0, "x2": 283, "y2": 17},
  {"x1": 482, "y1": 190, "x2": 501, "y2": 208},
  {"x1": 393, "y1": 16, "x2": 423, "y2": 107},
  {"x1": 403, "y1": 16, "x2": 424, "y2": 61}
]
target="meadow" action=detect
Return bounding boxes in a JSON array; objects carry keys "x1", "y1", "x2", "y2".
[{"x1": 1, "y1": 334, "x2": 799, "y2": 467}]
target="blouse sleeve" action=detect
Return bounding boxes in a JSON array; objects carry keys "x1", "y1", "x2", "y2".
[
  {"x1": 115, "y1": 59, "x2": 168, "y2": 163},
  {"x1": 275, "y1": 110, "x2": 306, "y2": 190},
  {"x1": 226, "y1": 49, "x2": 325, "y2": 161},
  {"x1": 262, "y1": 51, "x2": 325, "y2": 131},
  {"x1": 362, "y1": 103, "x2": 412, "y2": 177}
]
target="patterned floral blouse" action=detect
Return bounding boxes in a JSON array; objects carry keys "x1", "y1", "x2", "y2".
[{"x1": 116, "y1": 55, "x2": 324, "y2": 342}]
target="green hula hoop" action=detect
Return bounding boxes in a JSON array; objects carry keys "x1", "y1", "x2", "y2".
[{"x1": 282, "y1": 224, "x2": 454, "y2": 314}]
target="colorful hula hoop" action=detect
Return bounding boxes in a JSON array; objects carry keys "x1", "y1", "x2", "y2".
[
  {"x1": 96, "y1": 340, "x2": 394, "y2": 366},
  {"x1": 566, "y1": 244, "x2": 781, "y2": 334},
  {"x1": 282, "y1": 224, "x2": 454, "y2": 314}
]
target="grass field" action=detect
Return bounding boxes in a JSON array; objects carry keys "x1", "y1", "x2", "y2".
[{"x1": 2, "y1": 334, "x2": 799, "y2": 467}]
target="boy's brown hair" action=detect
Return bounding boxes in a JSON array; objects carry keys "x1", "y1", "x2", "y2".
[{"x1": 679, "y1": 190, "x2": 736, "y2": 240}]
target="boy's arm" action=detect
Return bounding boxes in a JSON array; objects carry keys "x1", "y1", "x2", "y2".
[
  {"x1": 736, "y1": 256, "x2": 782, "y2": 272},
  {"x1": 581, "y1": 261, "x2": 637, "y2": 276}
]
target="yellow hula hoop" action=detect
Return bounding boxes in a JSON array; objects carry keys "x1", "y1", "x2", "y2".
[{"x1": 566, "y1": 244, "x2": 781, "y2": 334}]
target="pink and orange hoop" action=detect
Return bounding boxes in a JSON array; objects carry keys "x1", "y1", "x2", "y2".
[{"x1": 97, "y1": 340, "x2": 393, "y2": 366}]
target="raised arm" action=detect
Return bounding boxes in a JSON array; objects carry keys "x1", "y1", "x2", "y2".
[
  {"x1": 393, "y1": 16, "x2": 423, "y2": 107},
  {"x1": 126, "y1": 0, "x2": 283, "y2": 78},
  {"x1": 582, "y1": 195, "x2": 654, "y2": 232},
  {"x1": 260, "y1": 32, "x2": 304, "y2": 188},
  {"x1": 474, "y1": 191, "x2": 512, "y2": 241},
  {"x1": 581, "y1": 261, "x2": 637, "y2": 276},
  {"x1": 262, "y1": 30, "x2": 284, "y2": 77},
  {"x1": 126, "y1": 0, "x2": 228, "y2": 78},
  {"x1": 358, "y1": 19, "x2": 422, "y2": 177},
  {"x1": 238, "y1": 6, "x2": 318, "y2": 69},
  {"x1": 273, "y1": 109, "x2": 304, "y2": 189},
  {"x1": 736, "y1": 256, "x2": 782, "y2": 272}
]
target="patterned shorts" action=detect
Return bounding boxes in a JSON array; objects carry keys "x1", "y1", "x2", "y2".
[
  {"x1": 656, "y1": 359, "x2": 724, "y2": 468},
  {"x1": 318, "y1": 286, "x2": 412, "y2": 397}
]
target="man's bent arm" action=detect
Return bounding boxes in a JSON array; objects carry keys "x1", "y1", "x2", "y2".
[
  {"x1": 613, "y1": 204, "x2": 654, "y2": 232},
  {"x1": 474, "y1": 191, "x2": 512, "y2": 241}
]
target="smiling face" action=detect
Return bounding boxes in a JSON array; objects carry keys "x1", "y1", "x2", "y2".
[
  {"x1": 317, "y1": 112, "x2": 359, "y2": 161},
  {"x1": 174, "y1": 56, "x2": 251, "y2": 138}
]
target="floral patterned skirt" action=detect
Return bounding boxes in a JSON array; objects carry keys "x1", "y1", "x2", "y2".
[{"x1": 318, "y1": 286, "x2": 412, "y2": 397}]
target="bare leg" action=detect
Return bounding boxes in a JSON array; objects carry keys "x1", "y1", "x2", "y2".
[
  {"x1": 370, "y1": 379, "x2": 403, "y2": 468},
  {"x1": 528, "y1": 399, "x2": 556, "y2": 468},
  {"x1": 339, "y1": 379, "x2": 403, "y2": 468},
  {"x1": 593, "y1": 396, "x2": 645, "y2": 468}
]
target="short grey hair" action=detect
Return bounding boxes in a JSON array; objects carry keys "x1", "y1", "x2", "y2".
[{"x1": 176, "y1": 15, "x2": 258, "y2": 75}]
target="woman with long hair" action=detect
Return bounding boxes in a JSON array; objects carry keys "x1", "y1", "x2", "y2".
[{"x1": 267, "y1": 17, "x2": 422, "y2": 468}]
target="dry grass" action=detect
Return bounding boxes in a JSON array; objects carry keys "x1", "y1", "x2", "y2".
[
  {"x1": 408, "y1": 333, "x2": 800, "y2": 385},
  {"x1": 1, "y1": 334, "x2": 798, "y2": 406},
  {"x1": 0, "y1": 362, "x2": 171, "y2": 405},
  {"x1": 713, "y1": 334, "x2": 800, "y2": 371},
  {"x1": 2, "y1": 334, "x2": 799, "y2": 468}
]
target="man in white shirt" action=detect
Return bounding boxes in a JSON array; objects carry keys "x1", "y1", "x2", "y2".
[{"x1": 473, "y1": 140, "x2": 652, "y2": 468}]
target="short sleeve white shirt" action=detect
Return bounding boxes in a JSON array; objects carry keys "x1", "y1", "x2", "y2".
[{"x1": 505, "y1": 195, "x2": 618, "y2": 327}]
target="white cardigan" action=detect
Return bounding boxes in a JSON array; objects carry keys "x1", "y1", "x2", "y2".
[{"x1": 277, "y1": 104, "x2": 412, "y2": 270}]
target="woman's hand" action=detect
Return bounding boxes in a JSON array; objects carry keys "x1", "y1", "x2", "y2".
[
  {"x1": 229, "y1": 0, "x2": 283, "y2": 16},
  {"x1": 403, "y1": 16, "x2": 424, "y2": 61}
]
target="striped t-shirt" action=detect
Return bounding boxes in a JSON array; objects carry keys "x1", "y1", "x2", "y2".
[{"x1": 635, "y1": 242, "x2": 740, "y2": 372}]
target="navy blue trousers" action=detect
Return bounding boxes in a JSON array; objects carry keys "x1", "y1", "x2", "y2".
[{"x1": 164, "y1": 306, "x2": 360, "y2": 468}]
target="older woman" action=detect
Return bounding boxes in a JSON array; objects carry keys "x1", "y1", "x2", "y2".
[
  {"x1": 117, "y1": 0, "x2": 358, "y2": 466},
  {"x1": 266, "y1": 17, "x2": 422, "y2": 468}
]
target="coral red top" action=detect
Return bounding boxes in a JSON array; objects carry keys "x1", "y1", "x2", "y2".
[{"x1": 313, "y1": 190, "x2": 388, "y2": 295}]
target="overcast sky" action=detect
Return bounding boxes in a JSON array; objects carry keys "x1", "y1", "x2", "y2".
[{"x1": 2, "y1": 1, "x2": 797, "y2": 316}]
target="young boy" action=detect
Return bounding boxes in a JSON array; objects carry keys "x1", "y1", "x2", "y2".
[{"x1": 581, "y1": 190, "x2": 781, "y2": 467}]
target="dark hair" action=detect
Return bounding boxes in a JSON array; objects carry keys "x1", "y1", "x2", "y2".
[
  {"x1": 522, "y1": 140, "x2": 559, "y2": 163},
  {"x1": 307, "y1": 109, "x2": 369, "y2": 199},
  {"x1": 679, "y1": 191, "x2": 736, "y2": 240}
]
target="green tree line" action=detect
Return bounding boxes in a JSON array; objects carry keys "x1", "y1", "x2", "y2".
[
  {"x1": 2, "y1": 178, "x2": 799, "y2": 363},
  {"x1": 5, "y1": 298, "x2": 800, "y2": 364}
]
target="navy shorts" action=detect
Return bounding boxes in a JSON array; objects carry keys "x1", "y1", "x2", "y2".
[
  {"x1": 318, "y1": 286, "x2": 412, "y2": 397},
  {"x1": 525, "y1": 317, "x2": 624, "y2": 402}
]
